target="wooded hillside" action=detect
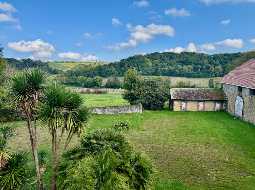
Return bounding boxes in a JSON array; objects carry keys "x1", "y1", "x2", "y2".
[{"x1": 67, "y1": 51, "x2": 255, "y2": 78}]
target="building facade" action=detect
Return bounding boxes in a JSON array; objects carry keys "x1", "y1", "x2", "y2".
[
  {"x1": 222, "y1": 59, "x2": 255, "y2": 124},
  {"x1": 170, "y1": 88, "x2": 226, "y2": 112}
]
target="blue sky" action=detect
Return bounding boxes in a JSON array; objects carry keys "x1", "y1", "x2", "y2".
[{"x1": 0, "y1": 0, "x2": 255, "y2": 62}]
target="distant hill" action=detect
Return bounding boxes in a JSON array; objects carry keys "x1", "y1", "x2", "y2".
[
  {"x1": 49, "y1": 61, "x2": 107, "y2": 71},
  {"x1": 5, "y1": 58, "x2": 58, "y2": 74},
  {"x1": 67, "y1": 51, "x2": 255, "y2": 78}
]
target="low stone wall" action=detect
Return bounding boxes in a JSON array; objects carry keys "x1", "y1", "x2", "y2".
[{"x1": 90, "y1": 104, "x2": 143, "y2": 115}]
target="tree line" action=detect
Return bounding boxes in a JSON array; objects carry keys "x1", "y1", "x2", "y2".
[{"x1": 67, "y1": 51, "x2": 255, "y2": 78}]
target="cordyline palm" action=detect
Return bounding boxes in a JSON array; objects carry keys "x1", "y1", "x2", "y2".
[
  {"x1": 11, "y1": 69, "x2": 44, "y2": 190},
  {"x1": 0, "y1": 125, "x2": 14, "y2": 169},
  {"x1": 0, "y1": 152, "x2": 30, "y2": 190},
  {"x1": 39, "y1": 83, "x2": 89, "y2": 190}
]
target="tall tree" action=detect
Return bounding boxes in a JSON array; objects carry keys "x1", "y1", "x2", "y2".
[
  {"x1": 11, "y1": 69, "x2": 45, "y2": 190},
  {"x1": 0, "y1": 47, "x2": 5, "y2": 78},
  {"x1": 39, "y1": 84, "x2": 89, "y2": 190}
]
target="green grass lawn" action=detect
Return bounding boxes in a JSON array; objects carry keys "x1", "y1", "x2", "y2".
[
  {"x1": 6, "y1": 111, "x2": 255, "y2": 190},
  {"x1": 80, "y1": 93, "x2": 129, "y2": 108}
]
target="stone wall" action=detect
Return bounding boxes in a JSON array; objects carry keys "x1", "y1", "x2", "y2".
[
  {"x1": 173, "y1": 100, "x2": 225, "y2": 111},
  {"x1": 90, "y1": 104, "x2": 143, "y2": 115},
  {"x1": 223, "y1": 84, "x2": 255, "y2": 124}
]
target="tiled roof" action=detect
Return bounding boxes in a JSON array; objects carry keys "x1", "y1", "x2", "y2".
[
  {"x1": 222, "y1": 59, "x2": 255, "y2": 89},
  {"x1": 170, "y1": 88, "x2": 226, "y2": 101}
]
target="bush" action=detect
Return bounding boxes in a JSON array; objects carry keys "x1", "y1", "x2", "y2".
[
  {"x1": 105, "y1": 77, "x2": 122, "y2": 89},
  {"x1": 113, "y1": 121, "x2": 130, "y2": 131},
  {"x1": 60, "y1": 129, "x2": 153, "y2": 190},
  {"x1": 175, "y1": 81, "x2": 195, "y2": 88}
]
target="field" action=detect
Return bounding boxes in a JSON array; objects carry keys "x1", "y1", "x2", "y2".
[
  {"x1": 80, "y1": 93, "x2": 129, "y2": 108},
  {"x1": 7, "y1": 111, "x2": 255, "y2": 190},
  {"x1": 49, "y1": 61, "x2": 106, "y2": 71}
]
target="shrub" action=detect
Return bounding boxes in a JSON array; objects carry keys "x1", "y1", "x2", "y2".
[
  {"x1": 0, "y1": 152, "x2": 31, "y2": 190},
  {"x1": 81, "y1": 128, "x2": 131, "y2": 155},
  {"x1": 113, "y1": 121, "x2": 130, "y2": 131},
  {"x1": 60, "y1": 129, "x2": 153, "y2": 190},
  {"x1": 208, "y1": 78, "x2": 214, "y2": 88}
]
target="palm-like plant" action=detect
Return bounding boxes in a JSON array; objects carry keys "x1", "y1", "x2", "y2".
[
  {"x1": 39, "y1": 83, "x2": 89, "y2": 190},
  {"x1": 0, "y1": 152, "x2": 30, "y2": 190},
  {"x1": 0, "y1": 125, "x2": 14, "y2": 169},
  {"x1": 11, "y1": 69, "x2": 45, "y2": 190}
]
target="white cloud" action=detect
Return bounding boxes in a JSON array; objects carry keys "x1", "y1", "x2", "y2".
[
  {"x1": 200, "y1": 0, "x2": 255, "y2": 5},
  {"x1": 216, "y1": 38, "x2": 244, "y2": 48},
  {"x1": 166, "y1": 38, "x2": 243, "y2": 54},
  {"x1": 112, "y1": 17, "x2": 122, "y2": 26},
  {"x1": 250, "y1": 38, "x2": 255, "y2": 44},
  {"x1": 200, "y1": 43, "x2": 216, "y2": 51},
  {"x1": 166, "y1": 46, "x2": 185, "y2": 53},
  {"x1": 133, "y1": 0, "x2": 150, "y2": 7},
  {"x1": 84, "y1": 32, "x2": 92, "y2": 39},
  {"x1": 8, "y1": 39, "x2": 55, "y2": 60},
  {"x1": 109, "y1": 23, "x2": 175, "y2": 50},
  {"x1": 0, "y1": 13, "x2": 16, "y2": 22},
  {"x1": 165, "y1": 8, "x2": 191, "y2": 17},
  {"x1": 83, "y1": 32, "x2": 102, "y2": 39},
  {"x1": 58, "y1": 52, "x2": 98, "y2": 61},
  {"x1": 0, "y1": 2, "x2": 16, "y2": 12},
  {"x1": 186, "y1": 43, "x2": 197, "y2": 52},
  {"x1": 220, "y1": 19, "x2": 231, "y2": 25},
  {"x1": 166, "y1": 42, "x2": 198, "y2": 53}
]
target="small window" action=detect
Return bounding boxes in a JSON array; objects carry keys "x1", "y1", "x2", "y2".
[{"x1": 250, "y1": 89, "x2": 255, "y2": 96}]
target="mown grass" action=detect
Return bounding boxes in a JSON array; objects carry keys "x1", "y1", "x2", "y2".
[
  {"x1": 5, "y1": 111, "x2": 255, "y2": 190},
  {"x1": 80, "y1": 93, "x2": 129, "y2": 108}
]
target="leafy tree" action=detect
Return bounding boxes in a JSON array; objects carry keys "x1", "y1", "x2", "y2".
[
  {"x1": 10, "y1": 69, "x2": 45, "y2": 190},
  {"x1": 0, "y1": 47, "x2": 6, "y2": 80},
  {"x1": 39, "y1": 84, "x2": 89, "y2": 190},
  {"x1": 123, "y1": 69, "x2": 170, "y2": 110},
  {"x1": 140, "y1": 79, "x2": 170, "y2": 110},
  {"x1": 105, "y1": 77, "x2": 122, "y2": 89},
  {"x1": 123, "y1": 69, "x2": 143, "y2": 105}
]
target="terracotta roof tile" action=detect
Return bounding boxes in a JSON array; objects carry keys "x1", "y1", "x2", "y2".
[
  {"x1": 222, "y1": 59, "x2": 255, "y2": 89},
  {"x1": 170, "y1": 88, "x2": 226, "y2": 101}
]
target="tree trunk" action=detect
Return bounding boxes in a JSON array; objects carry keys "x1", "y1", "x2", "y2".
[
  {"x1": 51, "y1": 128, "x2": 57, "y2": 190},
  {"x1": 27, "y1": 118, "x2": 44, "y2": 190}
]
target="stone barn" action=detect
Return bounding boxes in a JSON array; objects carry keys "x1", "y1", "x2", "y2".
[
  {"x1": 222, "y1": 59, "x2": 255, "y2": 124},
  {"x1": 170, "y1": 88, "x2": 226, "y2": 111}
]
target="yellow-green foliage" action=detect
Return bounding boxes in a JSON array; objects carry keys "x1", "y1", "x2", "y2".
[{"x1": 49, "y1": 61, "x2": 106, "y2": 71}]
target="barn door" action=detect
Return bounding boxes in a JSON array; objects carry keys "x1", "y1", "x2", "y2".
[{"x1": 235, "y1": 96, "x2": 244, "y2": 117}]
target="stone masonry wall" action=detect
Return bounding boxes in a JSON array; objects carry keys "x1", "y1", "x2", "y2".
[
  {"x1": 223, "y1": 84, "x2": 255, "y2": 124},
  {"x1": 173, "y1": 100, "x2": 225, "y2": 111},
  {"x1": 90, "y1": 104, "x2": 143, "y2": 115}
]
